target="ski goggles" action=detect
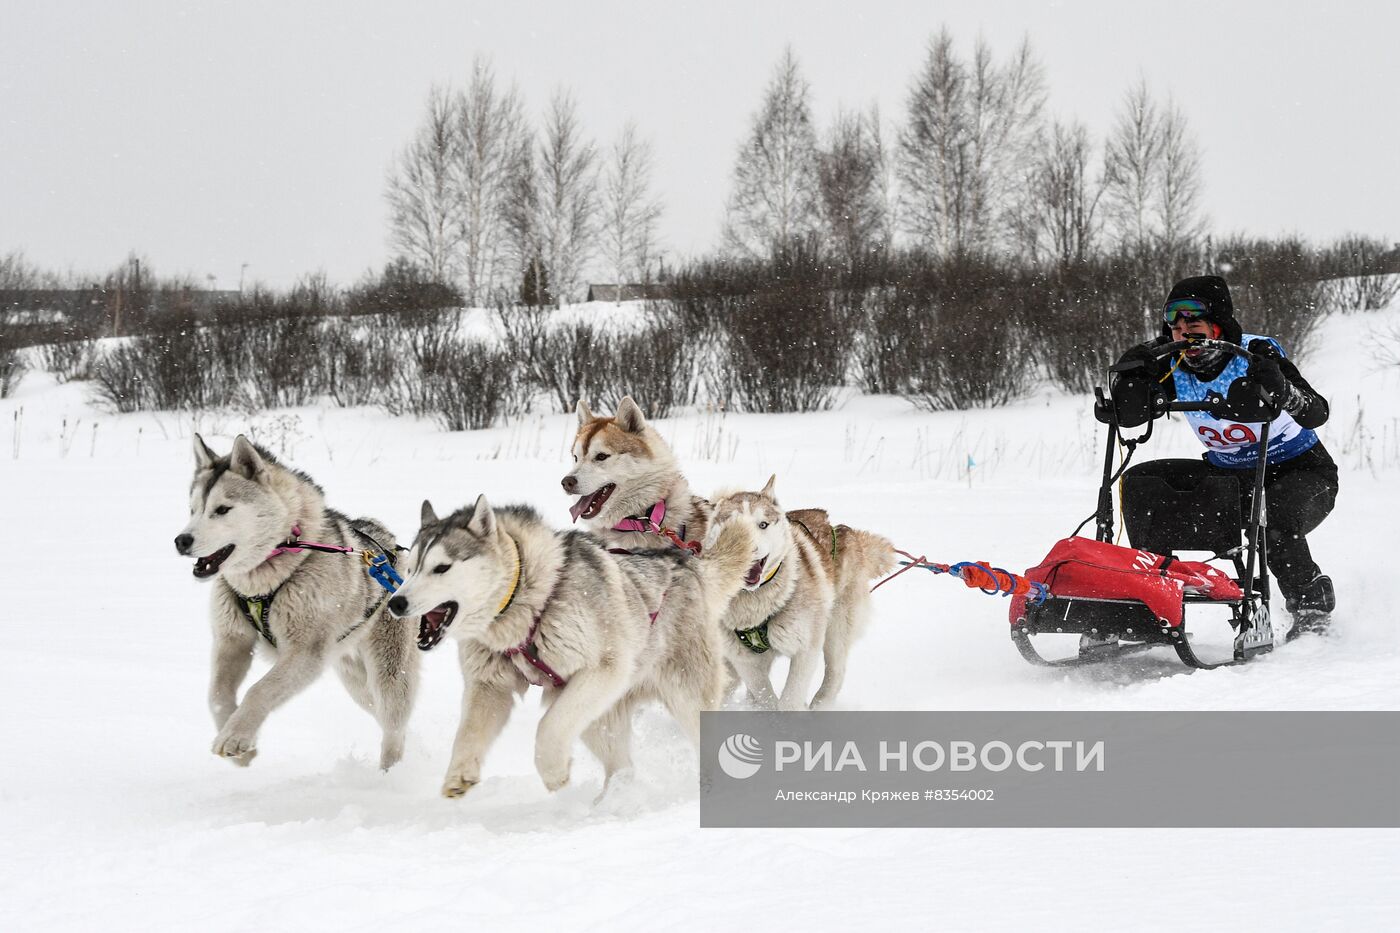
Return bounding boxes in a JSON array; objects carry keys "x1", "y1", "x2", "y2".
[{"x1": 1162, "y1": 298, "x2": 1211, "y2": 324}]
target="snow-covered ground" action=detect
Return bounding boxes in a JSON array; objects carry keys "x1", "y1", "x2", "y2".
[{"x1": 3, "y1": 307, "x2": 1399, "y2": 930}]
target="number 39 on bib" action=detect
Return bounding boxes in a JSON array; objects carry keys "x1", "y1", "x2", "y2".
[{"x1": 1197, "y1": 423, "x2": 1258, "y2": 449}]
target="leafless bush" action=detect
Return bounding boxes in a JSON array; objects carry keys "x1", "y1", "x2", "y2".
[
  {"x1": 1031, "y1": 258, "x2": 1155, "y2": 393},
  {"x1": 601, "y1": 309, "x2": 695, "y2": 418},
  {"x1": 91, "y1": 330, "x2": 226, "y2": 412},
  {"x1": 320, "y1": 317, "x2": 403, "y2": 408},
  {"x1": 345, "y1": 259, "x2": 462, "y2": 316},
  {"x1": 859, "y1": 257, "x2": 1033, "y2": 410},
  {"x1": 527, "y1": 320, "x2": 619, "y2": 414},
  {"x1": 0, "y1": 338, "x2": 24, "y2": 398},
  {"x1": 35, "y1": 340, "x2": 95, "y2": 383},
  {"x1": 418, "y1": 341, "x2": 512, "y2": 431},
  {"x1": 1370, "y1": 317, "x2": 1400, "y2": 370},
  {"x1": 231, "y1": 314, "x2": 329, "y2": 409},
  {"x1": 494, "y1": 304, "x2": 551, "y2": 415},
  {"x1": 720, "y1": 282, "x2": 846, "y2": 413},
  {"x1": 89, "y1": 345, "x2": 143, "y2": 412},
  {"x1": 1317, "y1": 234, "x2": 1400, "y2": 312},
  {"x1": 1324, "y1": 273, "x2": 1400, "y2": 314},
  {"x1": 1216, "y1": 236, "x2": 1326, "y2": 360},
  {"x1": 664, "y1": 243, "x2": 849, "y2": 413},
  {"x1": 380, "y1": 308, "x2": 464, "y2": 415}
]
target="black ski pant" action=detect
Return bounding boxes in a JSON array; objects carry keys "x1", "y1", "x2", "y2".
[{"x1": 1122, "y1": 445, "x2": 1338, "y2": 601}]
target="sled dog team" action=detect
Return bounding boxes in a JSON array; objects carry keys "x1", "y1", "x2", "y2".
[{"x1": 174, "y1": 397, "x2": 895, "y2": 796}]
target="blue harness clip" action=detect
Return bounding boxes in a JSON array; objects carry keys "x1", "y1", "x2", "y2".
[{"x1": 364, "y1": 551, "x2": 404, "y2": 594}]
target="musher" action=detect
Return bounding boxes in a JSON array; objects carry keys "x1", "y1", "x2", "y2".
[{"x1": 1110, "y1": 275, "x2": 1337, "y2": 636}]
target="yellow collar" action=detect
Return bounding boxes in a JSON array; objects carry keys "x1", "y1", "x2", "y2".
[
  {"x1": 496, "y1": 535, "x2": 522, "y2": 616},
  {"x1": 760, "y1": 560, "x2": 782, "y2": 586}
]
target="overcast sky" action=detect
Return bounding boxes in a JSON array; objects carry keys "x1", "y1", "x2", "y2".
[{"x1": 3, "y1": 0, "x2": 1396, "y2": 290}]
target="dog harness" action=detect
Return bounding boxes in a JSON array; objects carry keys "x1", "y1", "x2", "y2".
[
  {"x1": 236, "y1": 590, "x2": 281, "y2": 647},
  {"x1": 233, "y1": 526, "x2": 404, "y2": 648},
  {"x1": 734, "y1": 619, "x2": 774, "y2": 654},
  {"x1": 731, "y1": 564, "x2": 786, "y2": 653},
  {"x1": 613, "y1": 500, "x2": 701, "y2": 555},
  {"x1": 492, "y1": 543, "x2": 567, "y2": 687},
  {"x1": 264, "y1": 524, "x2": 405, "y2": 594},
  {"x1": 503, "y1": 611, "x2": 569, "y2": 689},
  {"x1": 499, "y1": 538, "x2": 670, "y2": 686}
]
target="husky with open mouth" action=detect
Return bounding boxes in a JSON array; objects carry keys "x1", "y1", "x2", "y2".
[
  {"x1": 563, "y1": 396, "x2": 713, "y2": 553},
  {"x1": 707, "y1": 475, "x2": 896, "y2": 710},
  {"x1": 388, "y1": 495, "x2": 755, "y2": 798},
  {"x1": 174, "y1": 434, "x2": 419, "y2": 770}
]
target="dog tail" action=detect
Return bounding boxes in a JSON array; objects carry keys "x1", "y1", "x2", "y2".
[
  {"x1": 697, "y1": 516, "x2": 758, "y2": 608},
  {"x1": 835, "y1": 526, "x2": 897, "y2": 590}
]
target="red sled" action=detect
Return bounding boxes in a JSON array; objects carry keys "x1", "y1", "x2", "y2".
[
  {"x1": 1009, "y1": 537, "x2": 1242, "y2": 629},
  {"x1": 1009, "y1": 536, "x2": 1268, "y2": 669}
]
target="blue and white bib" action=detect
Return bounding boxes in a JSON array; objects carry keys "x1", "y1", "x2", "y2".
[{"x1": 1171, "y1": 333, "x2": 1319, "y2": 469}]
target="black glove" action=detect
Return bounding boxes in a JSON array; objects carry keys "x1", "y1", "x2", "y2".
[
  {"x1": 1246, "y1": 339, "x2": 1289, "y2": 401},
  {"x1": 1112, "y1": 337, "x2": 1168, "y2": 373},
  {"x1": 1109, "y1": 338, "x2": 1167, "y2": 427}
]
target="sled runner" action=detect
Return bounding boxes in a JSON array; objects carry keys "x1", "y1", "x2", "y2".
[{"x1": 1010, "y1": 339, "x2": 1279, "y2": 670}]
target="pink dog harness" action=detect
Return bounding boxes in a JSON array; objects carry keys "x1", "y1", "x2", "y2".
[
  {"x1": 612, "y1": 501, "x2": 701, "y2": 555},
  {"x1": 265, "y1": 524, "x2": 354, "y2": 561}
]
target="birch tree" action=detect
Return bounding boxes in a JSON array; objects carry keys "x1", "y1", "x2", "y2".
[
  {"x1": 1157, "y1": 97, "x2": 1206, "y2": 255},
  {"x1": 1102, "y1": 78, "x2": 1163, "y2": 254},
  {"x1": 817, "y1": 107, "x2": 889, "y2": 267},
  {"x1": 535, "y1": 90, "x2": 598, "y2": 305},
  {"x1": 1019, "y1": 119, "x2": 1105, "y2": 265},
  {"x1": 722, "y1": 47, "x2": 821, "y2": 257},
  {"x1": 385, "y1": 85, "x2": 461, "y2": 284},
  {"x1": 899, "y1": 30, "x2": 1045, "y2": 257},
  {"x1": 453, "y1": 61, "x2": 527, "y2": 306},
  {"x1": 600, "y1": 121, "x2": 663, "y2": 297}
]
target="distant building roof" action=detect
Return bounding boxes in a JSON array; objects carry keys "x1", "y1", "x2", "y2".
[{"x1": 585, "y1": 283, "x2": 672, "y2": 302}]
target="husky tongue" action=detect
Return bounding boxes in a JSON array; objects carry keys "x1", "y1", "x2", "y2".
[
  {"x1": 744, "y1": 559, "x2": 765, "y2": 587},
  {"x1": 569, "y1": 495, "x2": 592, "y2": 523},
  {"x1": 569, "y1": 484, "x2": 615, "y2": 523}
]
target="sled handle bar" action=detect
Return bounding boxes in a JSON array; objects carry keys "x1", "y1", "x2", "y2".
[{"x1": 1108, "y1": 338, "x2": 1261, "y2": 375}]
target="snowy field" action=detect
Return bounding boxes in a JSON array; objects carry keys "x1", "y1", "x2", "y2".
[{"x1": 3, "y1": 307, "x2": 1399, "y2": 930}]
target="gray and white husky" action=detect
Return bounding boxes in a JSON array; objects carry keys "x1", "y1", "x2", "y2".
[
  {"x1": 387, "y1": 495, "x2": 755, "y2": 798},
  {"x1": 563, "y1": 396, "x2": 713, "y2": 553},
  {"x1": 174, "y1": 434, "x2": 418, "y2": 769},
  {"x1": 707, "y1": 475, "x2": 895, "y2": 710}
]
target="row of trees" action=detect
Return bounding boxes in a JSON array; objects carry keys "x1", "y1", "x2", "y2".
[
  {"x1": 384, "y1": 30, "x2": 1214, "y2": 304},
  {"x1": 385, "y1": 62, "x2": 662, "y2": 308},
  {"x1": 385, "y1": 30, "x2": 1400, "y2": 313},
  {"x1": 724, "y1": 34, "x2": 1207, "y2": 273}
]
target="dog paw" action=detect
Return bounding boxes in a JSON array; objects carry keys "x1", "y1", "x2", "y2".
[
  {"x1": 441, "y1": 775, "x2": 478, "y2": 799},
  {"x1": 212, "y1": 725, "x2": 257, "y2": 761},
  {"x1": 227, "y1": 748, "x2": 258, "y2": 767},
  {"x1": 537, "y1": 756, "x2": 572, "y2": 793},
  {"x1": 379, "y1": 741, "x2": 405, "y2": 772}
]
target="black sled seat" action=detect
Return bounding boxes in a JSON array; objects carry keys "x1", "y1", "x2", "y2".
[{"x1": 1121, "y1": 459, "x2": 1243, "y2": 559}]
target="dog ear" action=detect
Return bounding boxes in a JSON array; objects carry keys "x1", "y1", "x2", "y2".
[
  {"x1": 192, "y1": 433, "x2": 217, "y2": 469},
  {"x1": 576, "y1": 399, "x2": 595, "y2": 426},
  {"x1": 761, "y1": 474, "x2": 777, "y2": 498},
  {"x1": 467, "y1": 494, "x2": 496, "y2": 538},
  {"x1": 229, "y1": 435, "x2": 265, "y2": 481},
  {"x1": 615, "y1": 396, "x2": 647, "y2": 434},
  {"x1": 421, "y1": 499, "x2": 439, "y2": 527}
]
